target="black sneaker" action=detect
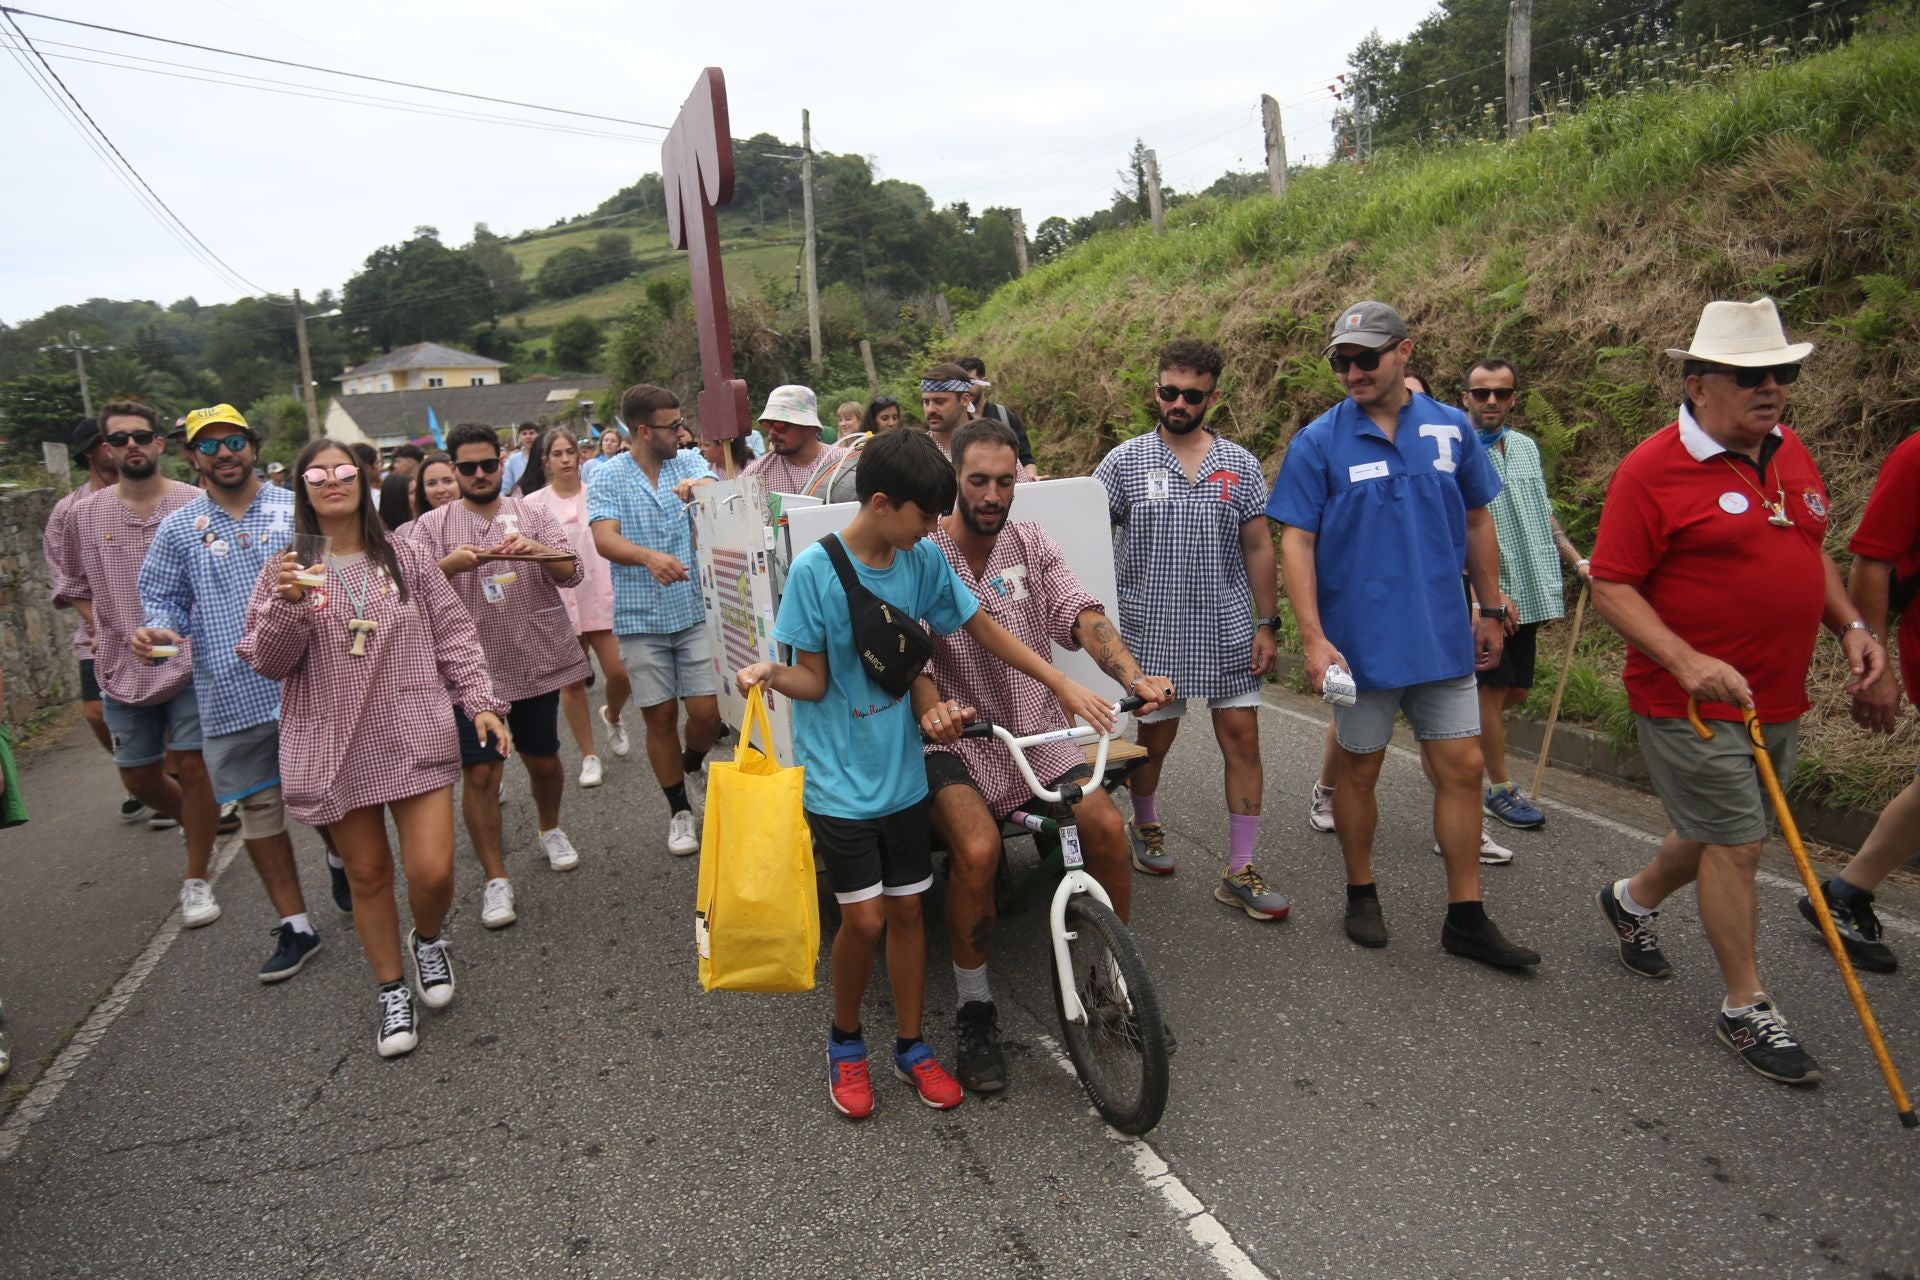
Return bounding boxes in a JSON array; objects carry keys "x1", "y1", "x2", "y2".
[
  {"x1": 1441, "y1": 914, "x2": 1541, "y2": 969},
  {"x1": 1597, "y1": 884, "x2": 1673, "y2": 979},
  {"x1": 258, "y1": 924, "x2": 321, "y2": 983},
  {"x1": 1344, "y1": 894, "x2": 1389, "y2": 948},
  {"x1": 119, "y1": 795, "x2": 150, "y2": 823},
  {"x1": 954, "y1": 1000, "x2": 1008, "y2": 1093},
  {"x1": 1715, "y1": 999, "x2": 1823, "y2": 1085},
  {"x1": 408, "y1": 927, "x2": 456, "y2": 1010},
  {"x1": 216, "y1": 801, "x2": 241, "y2": 835},
  {"x1": 328, "y1": 860, "x2": 353, "y2": 914},
  {"x1": 376, "y1": 983, "x2": 418, "y2": 1059},
  {"x1": 1798, "y1": 879, "x2": 1897, "y2": 974}
]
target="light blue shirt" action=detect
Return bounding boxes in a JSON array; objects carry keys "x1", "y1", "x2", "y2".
[
  {"x1": 586, "y1": 451, "x2": 716, "y2": 636},
  {"x1": 140, "y1": 485, "x2": 296, "y2": 738},
  {"x1": 772, "y1": 538, "x2": 978, "y2": 820},
  {"x1": 501, "y1": 448, "x2": 530, "y2": 494},
  {"x1": 1267, "y1": 393, "x2": 1500, "y2": 691}
]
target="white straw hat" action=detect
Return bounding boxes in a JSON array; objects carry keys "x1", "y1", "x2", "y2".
[{"x1": 1665, "y1": 297, "x2": 1813, "y2": 367}]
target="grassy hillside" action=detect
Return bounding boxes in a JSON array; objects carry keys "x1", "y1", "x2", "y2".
[{"x1": 958, "y1": 25, "x2": 1920, "y2": 809}]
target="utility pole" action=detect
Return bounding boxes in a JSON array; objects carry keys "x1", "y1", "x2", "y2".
[
  {"x1": 1010, "y1": 208, "x2": 1030, "y2": 276},
  {"x1": 1506, "y1": 0, "x2": 1534, "y2": 139},
  {"x1": 293, "y1": 288, "x2": 320, "y2": 440},
  {"x1": 41, "y1": 330, "x2": 109, "y2": 417},
  {"x1": 1261, "y1": 94, "x2": 1289, "y2": 201},
  {"x1": 859, "y1": 340, "x2": 879, "y2": 399},
  {"x1": 801, "y1": 108, "x2": 822, "y2": 370},
  {"x1": 1145, "y1": 149, "x2": 1166, "y2": 235}
]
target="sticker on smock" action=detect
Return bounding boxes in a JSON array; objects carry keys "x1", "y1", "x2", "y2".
[
  {"x1": 1348, "y1": 461, "x2": 1390, "y2": 483},
  {"x1": 1145, "y1": 469, "x2": 1171, "y2": 501}
]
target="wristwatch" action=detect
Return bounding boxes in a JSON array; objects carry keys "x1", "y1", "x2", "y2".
[
  {"x1": 1257, "y1": 615, "x2": 1282, "y2": 630},
  {"x1": 1477, "y1": 605, "x2": 1508, "y2": 620}
]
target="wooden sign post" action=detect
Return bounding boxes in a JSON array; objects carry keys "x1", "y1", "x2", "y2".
[{"x1": 662, "y1": 68, "x2": 751, "y2": 444}]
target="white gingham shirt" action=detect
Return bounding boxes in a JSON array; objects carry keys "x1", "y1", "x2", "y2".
[
  {"x1": 923, "y1": 523, "x2": 1104, "y2": 819},
  {"x1": 1093, "y1": 431, "x2": 1266, "y2": 699},
  {"x1": 56, "y1": 481, "x2": 201, "y2": 707},
  {"x1": 744, "y1": 444, "x2": 846, "y2": 496}
]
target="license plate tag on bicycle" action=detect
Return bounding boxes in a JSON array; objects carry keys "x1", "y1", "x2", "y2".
[{"x1": 1060, "y1": 823, "x2": 1084, "y2": 869}]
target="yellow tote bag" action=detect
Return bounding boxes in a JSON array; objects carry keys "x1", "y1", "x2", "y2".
[{"x1": 695, "y1": 686, "x2": 820, "y2": 993}]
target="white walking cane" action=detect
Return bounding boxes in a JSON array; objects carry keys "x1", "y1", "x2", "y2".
[{"x1": 1528, "y1": 583, "x2": 1588, "y2": 804}]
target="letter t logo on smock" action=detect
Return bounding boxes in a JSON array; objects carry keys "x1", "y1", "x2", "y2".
[{"x1": 1418, "y1": 423, "x2": 1461, "y2": 474}]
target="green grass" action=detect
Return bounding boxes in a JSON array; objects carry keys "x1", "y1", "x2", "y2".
[{"x1": 509, "y1": 242, "x2": 802, "y2": 327}]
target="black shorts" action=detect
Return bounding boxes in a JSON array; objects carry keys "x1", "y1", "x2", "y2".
[
  {"x1": 455, "y1": 691, "x2": 561, "y2": 765},
  {"x1": 925, "y1": 750, "x2": 1095, "y2": 820},
  {"x1": 805, "y1": 799, "x2": 934, "y2": 905},
  {"x1": 79, "y1": 658, "x2": 101, "y2": 703},
  {"x1": 1477, "y1": 622, "x2": 1539, "y2": 689}
]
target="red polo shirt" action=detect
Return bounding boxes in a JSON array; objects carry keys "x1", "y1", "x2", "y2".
[
  {"x1": 1592, "y1": 412, "x2": 1830, "y2": 724},
  {"x1": 1848, "y1": 431, "x2": 1920, "y2": 700}
]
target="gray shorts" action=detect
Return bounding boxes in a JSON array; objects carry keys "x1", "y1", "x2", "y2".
[
  {"x1": 200, "y1": 719, "x2": 282, "y2": 805},
  {"x1": 1334, "y1": 673, "x2": 1481, "y2": 755},
  {"x1": 620, "y1": 624, "x2": 716, "y2": 708},
  {"x1": 101, "y1": 687, "x2": 203, "y2": 768},
  {"x1": 1638, "y1": 714, "x2": 1799, "y2": 846}
]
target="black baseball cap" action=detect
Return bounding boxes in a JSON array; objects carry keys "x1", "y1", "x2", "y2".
[{"x1": 68, "y1": 416, "x2": 102, "y2": 457}]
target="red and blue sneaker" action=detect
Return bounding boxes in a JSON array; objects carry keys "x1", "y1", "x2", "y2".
[
  {"x1": 827, "y1": 1033, "x2": 874, "y2": 1119},
  {"x1": 893, "y1": 1040, "x2": 964, "y2": 1110}
]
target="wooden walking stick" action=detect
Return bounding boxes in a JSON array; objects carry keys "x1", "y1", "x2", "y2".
[
  {"x1": 1687, "y1": 697, "x2": 1917, "y2": 1128},
  {"x1": 1528, "y1": 583, "x2": 1588, "y2": 803}
]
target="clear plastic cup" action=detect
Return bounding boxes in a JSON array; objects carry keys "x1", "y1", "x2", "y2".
[
  {"x1": 291, "y1": 534, "x2": 331, "y2": 588},
  {"x1": 147, "y1": 644, "x2": 180, "y2": 660}
]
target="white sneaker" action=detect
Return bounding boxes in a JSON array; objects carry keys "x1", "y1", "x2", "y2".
[
  {"x1": 579, "y1": 755, "x2": 604, "y2": 788},
  {"x1": 480, "y1": 877, "x2": 518, "y2": 928},
  {"x1": 408, "y1": 927, "x2": 456, "y2": 1009},
  {"x1": 1432, "y1": 823, "x2": 1516, "y2": 866},
  {"x1": 1308, "y1": 783, "x2": 1336, "y2": 833},
  {"x1": 667, "y1": 809, "x2": 699, "y2": 856},
  {"x1": 541, "y1": 828, "x2": 581, "y2": 872},
  {"x1": 599, "y1": 705, "x2": 631, "y2": 758},
  {"x1": 179, "y1": 878, "x2": 221, "y2": 928},
  {"x1": 376, "y1": 984, "x2": 419, "y2": 1058}
]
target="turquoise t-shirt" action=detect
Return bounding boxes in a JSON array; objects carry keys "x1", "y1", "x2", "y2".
[{"x1": 772, "y1": 537, "x2": 979, "y2": 819}]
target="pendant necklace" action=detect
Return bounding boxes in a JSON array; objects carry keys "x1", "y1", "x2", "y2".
[
  {"x1": 1721, "y1": 455, "x2": 1792, "y2": 528},
  {"x1": 331, "y1": 553, "x2": 379, "y2": 656}
]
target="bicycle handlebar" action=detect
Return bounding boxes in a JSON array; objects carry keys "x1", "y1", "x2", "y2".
[{"x1": 922, "y1": 695, "x2": 1147, "y2": 806}]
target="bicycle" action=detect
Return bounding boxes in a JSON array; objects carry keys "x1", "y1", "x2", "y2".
[{"x1": 932, "y1": 695, "x2": 1171, "y2": 1135}]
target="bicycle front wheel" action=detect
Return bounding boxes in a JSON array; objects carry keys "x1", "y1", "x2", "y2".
[{"x1": 1050, "y1": 895, "x2": 1169, "y2": 1135}]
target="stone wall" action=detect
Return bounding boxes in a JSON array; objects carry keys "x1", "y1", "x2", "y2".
[{"x1": 0, "y1": 486, "x2": 80, "y2": 728}]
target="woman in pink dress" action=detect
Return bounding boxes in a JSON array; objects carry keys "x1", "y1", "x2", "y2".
[
  {"x1": 239, "y1": 440, "x2": 510, "y2": 1060},
  {"x1": 523, "y1": 427, "x2": 632, "y2": 788}
]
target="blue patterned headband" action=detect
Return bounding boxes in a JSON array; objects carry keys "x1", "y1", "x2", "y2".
[{"x1": 920, "y1": 378, "x2": 971, "y2": 393}]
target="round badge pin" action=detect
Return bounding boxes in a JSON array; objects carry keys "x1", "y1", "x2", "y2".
[
  {"x1": 209, "y1": 539, "x2": 230, "y2": 557},
  {"x1": 1718, "y1": 492, "x2": 1750, "y2": 515},
  {"x1": 308, "y1": 589, "x2": 328, "y2": 611},
  {"x1": 193, "y1": 515, "x2": 210, "y2": 532}
]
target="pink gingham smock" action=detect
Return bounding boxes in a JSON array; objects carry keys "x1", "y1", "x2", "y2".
[
  {"x1": 402, "y1": 497, "x2": 591, "y2": 702},
  {"x1": 56, "y1": 481, "x2": 200, "y2": 707},
  {"x1": 743, "y1": 445, "x2": 846, "y2": 496},
  {"x1": 521, "y1": 483, "x2": 614, "y2": 635},
  {"x1": 44, "y1": 482, "x2": 109, "y2": 663},
  {"x1": 237, "y1": 537, "x2": 506, "y2": 827}
]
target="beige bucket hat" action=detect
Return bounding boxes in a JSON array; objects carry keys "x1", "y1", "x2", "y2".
[{"x1": 1665, "y1": 297, "x2": 1813, "y2": 367}]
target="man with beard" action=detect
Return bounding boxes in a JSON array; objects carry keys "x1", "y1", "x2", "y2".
[
  {"x1": 743, "y1": 385, "x2": 844, "y2": 495},
  {"x1": 133, "y1": 405, "x2": 332, "y2": 980},
  {"x1": 408, "y1": 422, "x2": 589, "y2": 929},
  {"x1": 57, "y1": 401, "x2": 224, "y2": 927},
  {"x1": 920, "y1": 363, "x2": 975, "y2": 459},
  {"x1": 915, "y1": 418, "x2": 1174, "y2": 1092},
  {"x1": 1093, "y1": 339, "x2": 1286, "y2": 920}
]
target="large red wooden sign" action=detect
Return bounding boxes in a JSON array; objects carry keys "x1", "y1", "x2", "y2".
[{"x1": 662, "y1": 67, "x2": 751, "y2": 442}]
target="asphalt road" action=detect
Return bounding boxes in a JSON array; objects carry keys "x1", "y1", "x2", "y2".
[{"x1": 2, "y1": 687, "x2": 1917, "y2": 1279}]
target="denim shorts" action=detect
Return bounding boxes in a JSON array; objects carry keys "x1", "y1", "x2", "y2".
[
  {"x1": 1333, "y1": 673, "x2": 1481, "y2": 754},
  {"x1": 200, "y1": 719, "x2": 282, "y2": 804},
  {"x1": 101, "y1": 687, "x2": 203, "y2": 768},
  {"x1": 1136, "y1": 687, "x2": 1262, "y2": 724},
  {"x1": 620, "y1": 624, "x2": 716, "y2": 708}
]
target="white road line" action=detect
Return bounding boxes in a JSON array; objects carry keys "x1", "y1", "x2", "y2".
[
  {"x1": 1031, "y1": 1032, "x2": 1269, "y2": 1280},
  {"x1": 0, "y1": 831, "x2": 245, "y2": 1164},
  {"x1": 1260, "y1": 697, "x2": 1918, "y2": 938}
]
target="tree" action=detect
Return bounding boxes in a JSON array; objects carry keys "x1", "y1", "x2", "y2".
[
  {"x1": 342, "y1": 233, "x2": 496, "y2": 348},
  {"x1": 536, "y1": 247, "x2": 602, "y2": 300},
  {"x1": 0, "y1": 370, "x2": 85, "y2": 449},
  {"x1": 591, "y1": 232, "x2": 637, "y2": 283},
  {"x1": 1032, "y1": 216, "x2": 1075, "y2": 264},
  {"x1": 549, "y1": 315, "x2": 605, "y2": 372},
  {"x1": 467, "y1": 223, "x2": 531, "y2": 313}
]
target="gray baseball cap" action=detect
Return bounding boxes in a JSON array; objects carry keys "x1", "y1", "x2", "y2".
[{"x1": 1323, "y1": 300, "x2": 1409, "y2": 354}]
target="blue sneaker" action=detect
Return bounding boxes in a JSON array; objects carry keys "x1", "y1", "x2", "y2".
[
  {"x1": 827, "y1": 1033, "x2": 874, "y2": 1118},
  {"x1": 328, "y1": 860, "x2": 353, "y2": 914},
  {"x1": 1483, "y1": 783, "x2": 1545, "y2": 830},
  {"x1": 258, "y1": 924, "x2": 321, "y2": 983}
]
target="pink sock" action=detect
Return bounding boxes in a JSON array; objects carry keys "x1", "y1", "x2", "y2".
[
  {"x1": 1229, "y1": 813, "x2": 1260, "y2": 874},
  {"x1": 1132, "y1": 791, "x2": 1159, "y2": 826}
]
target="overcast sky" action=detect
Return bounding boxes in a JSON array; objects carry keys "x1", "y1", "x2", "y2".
[{"x1": 1, "y1": 0, "x2": 1435, "y2": 324}]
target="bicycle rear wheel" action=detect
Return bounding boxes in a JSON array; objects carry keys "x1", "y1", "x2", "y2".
[{"x1": 1050, "y1": 895, "x2": 1169, "y2": 1135}]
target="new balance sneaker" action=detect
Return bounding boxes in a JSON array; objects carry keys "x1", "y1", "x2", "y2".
[
  {"x1": 1715, "y1": 998, "x2": 1823, "y2": 1085},
  {"x1": 827, "y1": 1034, "x2": 874, "y2": 1119},
  {"x1": 668, "y1": 809, "x2": 699, "y2": 856},
  {"x1": 1432, "y1": 822, "x2": 1515, "y2": 865},
  {"x1": 328, "y1": 859, "x2": 353, "y2": 914},
  {"x1": 408, "y1": 927, "x2": 455, "y2": 1009},
  {"x1": 954, "y1": 1001, "x2": 1008, "y2": 1094},
  {"x1": 376, "y1": 983, "x2": 419, "y2": 1059},
  {"x1": 598, "y1": 705, "x2": 631, "y2": 758},
  {"x1": 480, "y1": 877, "x2": 517, "y2": 929},
  {"x1": 1128, "y1": 821, "x2": 1175, "y2": 875},
  {"x1": 579, "y1": 755, "x2": 604, "y2": 788},
  {"x1": 119, "y1": 795, "x2": 150, "y2": 824},
  {"x1": 179, "y1": 878, "x2": 221, "y2": 928},
  {"x1": 894, "y1": 1041, "x2": 964, "y2": 1110},
  {"x1": 1798, "y1": 878, "x2": 1897, "y2": 974},
  {"x1": 216, "y1": 801, "x2": 242, "y2": 835},
  {"x1": 1483, "y1": 782, "x2": 1546, "y2": 830},
  {"x1": 540, "y1": 828, "x2": 581, "y2": 872},
  {"x1": 1441, "y1": 913, "x2": 1541, "y2": 969},
  {"x1": 258, "y1": 923, "x2": 320, "y2": 983},
  {"x1": 1597, "y1": 882, "x2": 1672, "y2": 979},
  {"x1": 1215, "y1": 865, "x2": 1291, "y2": 920},
  {"x1": 1308, "y1": 783, "x2": 1336, "y2": 833}
]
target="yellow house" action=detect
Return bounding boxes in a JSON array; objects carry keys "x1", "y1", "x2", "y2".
[{"x1": 335, "y1": 342, "x2": 507, "y2": 396}]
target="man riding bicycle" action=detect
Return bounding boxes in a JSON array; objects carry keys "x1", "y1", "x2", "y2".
[{"x1": 916, "y1": 419, "x2": 1175, "y2": 1095}]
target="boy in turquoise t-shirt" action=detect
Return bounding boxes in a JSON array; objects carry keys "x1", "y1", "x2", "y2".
[{"x1": 739, "y1": 429, "x2": 1115, "y2": 1120}]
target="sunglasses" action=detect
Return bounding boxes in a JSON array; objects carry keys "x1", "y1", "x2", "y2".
[
  {"x1": 1154, "y1": 385, "x2": 1211, "y2": 406},
  {"x1": 1327, "y1": 351, "x2": 1389, "y2": 375},
  {"x1": 302, "y1": 463, "x2": 361, "y2": 486},
  {"x1": 1466, "y1": 387, "x2": 1516, "y2": 403},
  {"x1": 104, "y1": 430, "x2": 159, "y2": 448},
  {"x1": 647, "y1": 418, "x2": 688, "y2": 434},
  {"x1": 1708, "y1": 364, "x2": 1802, "y2": 389},
  {"x1": 454, "y1": 458, "x2": 502, "y2": 476},
  {"x1": 191, "y1": 435, "x2": 251, "y2": 455}
]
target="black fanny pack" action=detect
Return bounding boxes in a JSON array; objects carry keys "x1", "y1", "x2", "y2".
[{"x1": 821, "y1": 534, "x2": 932, "y2": 699}]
